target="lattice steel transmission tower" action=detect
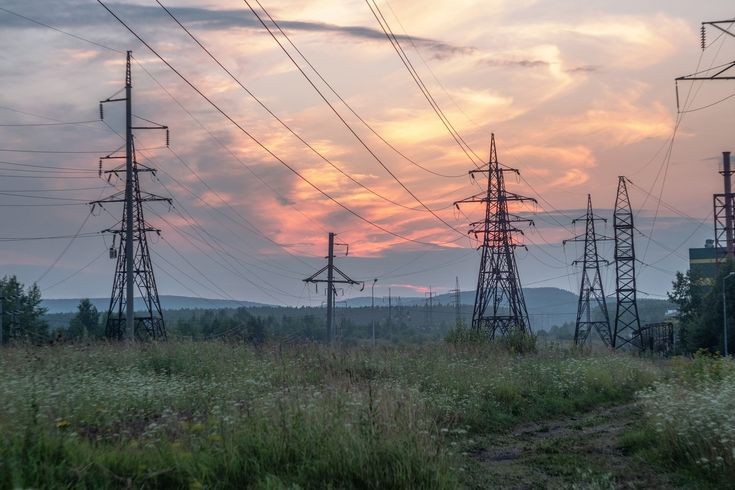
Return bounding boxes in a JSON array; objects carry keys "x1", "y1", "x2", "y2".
[
  {"x1": 613, "y1": 177, "x2": 641, "y2": 348},
  {"x1": 303, "y1": 232, "x2": 362, "y2": 343},
  {"x1": 454, "y1": 134, "x2": 536, "y2": 338},
  {"x1": 91, "y1": 51, "x2": 171, "y2": 342},
  {"x1": 677, "y1": 20, "x2": 735, "y2": 265},
  {"x1": 450, "y1": 276, "x2": 462, "y2": 327},
  {"x1": 564, "y1": 195, "x2": 613, "y2": 346},
  {"x1": 713, "y1": 152, "x2": 735, "y2": 265}
]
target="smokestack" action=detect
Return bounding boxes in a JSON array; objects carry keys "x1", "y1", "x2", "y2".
[{"x1": 723, "y1": 151, "x2": 733, "y2": 258}]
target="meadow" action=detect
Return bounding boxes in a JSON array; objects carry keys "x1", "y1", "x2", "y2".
[
  {"x1": 0, "y1": 340, "x2": 673, "y2": 488},
  {"x1": 626, "y1": 352, "x2": 735, "y2": 488}
]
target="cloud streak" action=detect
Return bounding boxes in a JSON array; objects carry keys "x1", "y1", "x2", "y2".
[{"x1": 0, "y1": 1, "x2": 474, "y2": 58}]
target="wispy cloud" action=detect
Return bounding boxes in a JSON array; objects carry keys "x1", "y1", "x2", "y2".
[{"x1": 0, "y1": 1, "x2": 474, "y2": 58}]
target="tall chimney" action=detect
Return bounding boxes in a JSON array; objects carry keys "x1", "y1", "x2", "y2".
[{"x1": 723, "y1": 151, "x2": 734, "y2": 258}]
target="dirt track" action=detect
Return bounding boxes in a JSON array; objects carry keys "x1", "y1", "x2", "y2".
[{"x1": 467, "y1": 404, "x2": 681, "y2": 489}]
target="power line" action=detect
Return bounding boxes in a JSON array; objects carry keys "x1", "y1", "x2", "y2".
[
  {"x1": 155, "y1": 0, "x2": 458, "y2": 214},
  {"x1": 678, "y1": 91, "x2": 735, "y2": 113},
  {"x1": 0, "y1": 160, "x2": 97, "y2": 172},
  {"x1": 0, "y1": 186, "x2": 111, "y2": 193},
  {"x1": 131, "y1": 57, "x2": 331, "y2": 236},
  {"x1": 0, "y1": 192, "x2": 89, "y2": 202},
  {"x1": 363, "y1": 0, "x2": 483, "y2": 168},
  {"x1": 0, "y1": 203, "x2": 86, "y2": 207},
  {"x1": 248, "y1": 0, "x2": 465, "y2": 179},
  {"x1": 96, "y1": 0, "x2": 455, "y2": 248},
  {"x1": 638, "y1": 24, "x2": 732, "y2": 263},
  {"x1": 0, "y1": 174, "x2": 103, "y2": 180},
  {"x1": 0, "y1": 233, "x2": 100, "y2": 242},
  {"x1": 97, "y1": 84, "x2": 324, "y2": 268},
  {"x1": 0, "y1": 119, "x2": 101, "y2": 127},
  {"x1": 0, "y1": 6, "x2": 123, "y2": 53},
  {"x1": 35, "y1": 211, "x2": 94, "y2": 284},
  {"x1": 0, "y1": 146, "x2": 165, "y2": 154},
  {"x1": 42, "y1": 249, "x2": 106, "y2": 292},
  {"x1": 240, "y1": 0, "x2": 467, "y2": 237},
  {"x1": 145, "y1": 205, "x2": 300, "y2": 303}
]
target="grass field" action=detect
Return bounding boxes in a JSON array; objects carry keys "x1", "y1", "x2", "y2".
[
  {"x1": 0, "y1": 341, "x2": 669, "y2": 488},
  {"x1": 623, "y1": 352, "x2": 735, "y2": 488}
]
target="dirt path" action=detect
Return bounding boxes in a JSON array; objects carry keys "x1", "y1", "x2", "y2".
[{"x1": 465, "y1": 403, "x2": 680, "y2": 489}]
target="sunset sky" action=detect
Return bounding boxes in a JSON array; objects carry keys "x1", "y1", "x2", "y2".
[{"x1": 0, "y1": 0, "x2": 733, "y2": 306}]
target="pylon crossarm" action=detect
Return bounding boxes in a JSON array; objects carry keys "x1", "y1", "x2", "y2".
[
  {"x1": 703, "y1": 20, "x2": 735, "y2": 39},
  {"x1": 676, "y1": 61, "x2": 735, "y2": 81},
  {"x1": 332, "y1": 265, "x2": 360, "y2": 285},
  {"x1": 503, "y1": 191, "x2": 536, "y2": 203},
  {"x1": 303, "y1": 265, "x2": 329, "y2": 282},
  {"x1": 104, "y1": 226, "x2": 161, "y2": 234},
  {"x1": 454, "y1": 192, "x2": 487, "y2": 205},
  {"x1": 137, "y1": 192, "x2": 172, "y2": 203}
]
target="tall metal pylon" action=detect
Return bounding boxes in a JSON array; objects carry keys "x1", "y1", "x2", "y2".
[
  {"x1": 303, "y1": 232, "x2": 362, "y2": 343},
  {"x1": 714, "y1": 152, "x2": 734, "y2": 264},
  {"x1": 613, "y1": 177, "x2": 641, "y2": 348},
  {"x1": 454, "y1": 134, "x2": 536, "y2": 339},
  {"x1": 677, "y1": 20, "x2": 735, "y2": 267},
  {"x1": 450, "y1": 276, "x2": 462, "y2": 327},
  {"x1": 91, "y1": 51, "x2": 171, "y2": 342},
  {"x1": 564, "y1": 195, "x2": 613, "y2": 346}
]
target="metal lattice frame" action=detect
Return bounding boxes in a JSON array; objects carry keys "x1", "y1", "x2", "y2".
[
  {"x1": 639, "y1": 322, "x2": 674, "y2": 355},
  {"x1": 565, "y1": 195, "x2": 613, "y2": 346},
  {"x1": 104, "y1": 150, "x2": 168, "y2": 341},
  {"x1": 92, "y1": 51, "x2": 170, "y2": 341},
  {"x1": 613, "y1": 177, "x2": 641, "y2": 349},
  {"x1": 714, "y1": 193, "x2": 733, "y2": 265},
  {"x1": 454, "y1": 134, "x2": 536, "y2": 339}
]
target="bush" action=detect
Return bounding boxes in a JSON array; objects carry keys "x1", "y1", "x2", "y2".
[{"x1": 445, "y1": 325, "x2": 536, "y2": 354}]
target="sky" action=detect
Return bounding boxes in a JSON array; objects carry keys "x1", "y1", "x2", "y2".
[{"x1": 0, "y1": 0, "x2": 733, "y2": 306}]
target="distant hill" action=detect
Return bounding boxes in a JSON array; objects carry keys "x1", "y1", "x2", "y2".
[
  {"x1": 340, "y1": 287, "x2": 576, "y2": 308},
  {"x1": 44, "y1": 289, "x2": 672, "y2": 333},
  {"x1": 42, "y1": 295, "x2": 266, "y2": 314},
  {"x1": 340, "y1": 287, "x2": 579, "y2": 330},
  {"x1": 338, "y1": 287, "x2": 673, "y2": 331}
]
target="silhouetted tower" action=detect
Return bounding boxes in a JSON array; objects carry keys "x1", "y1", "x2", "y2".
[
  {"x1": 454, "y1": 134, "x2": 536, "y2": 338},
  {"x1": 424, "y1": 286, "x2": 436, "y2": 327},
  {"x1": 564, "y1": 195, "x2": 613, "y2": 346},
  {"x1": 677, "y1": 21, "x2": 735, "y2": 264},
  {"x1": 450, "y1": 276, "x2": 462, "y2": 327},
  {"x1": 91, "y1": 51, "x2": 171, "y2": 342},
  {"x1": 303, "y1": 232, "x2": 362, "y2": 343},
  {"x1": 613, "y1": 177, "x2": 642, "y2": 348},
  {"x1": 714, "y1": 152, "x2": 735, "y2": 264}
]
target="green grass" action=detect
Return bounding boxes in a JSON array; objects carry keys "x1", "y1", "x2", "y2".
[
  {"x1": 0, "y1": 341, "x2": 661, "y2": 488},
  {"x1": 626, "y1": 353, "x2": 735, "y2": 488}
]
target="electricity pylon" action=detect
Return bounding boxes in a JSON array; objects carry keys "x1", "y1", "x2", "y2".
[
  {"x1": 564, "y1": 195, "x2": 613, "y2": 346},
  {"x1": 454, "y1": 134, "x2": 536, "y2": 339},
  {"x1": 677, "y1": 20, "x2": 735, "y2": 265},
  {"x1": 450, "y1": 276, "x2": 462, "y2": 327},
  {"x1": 91, "y1": 51, "x2": 171, "y2": 342},
  {"x1": 613, "y1": 177, "x2": 642, "y2": 349},
  {"x1": 303, "y1": 232, "x2": 362, "y2": 343}
]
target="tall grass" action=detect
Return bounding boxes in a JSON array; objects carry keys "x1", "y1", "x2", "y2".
[
  {"x1": 636, "y1": 352, "x2": 735, "y2": 485},
  {"x1": 0, "y1": 341, "x2": 660, "y2": 488}
]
